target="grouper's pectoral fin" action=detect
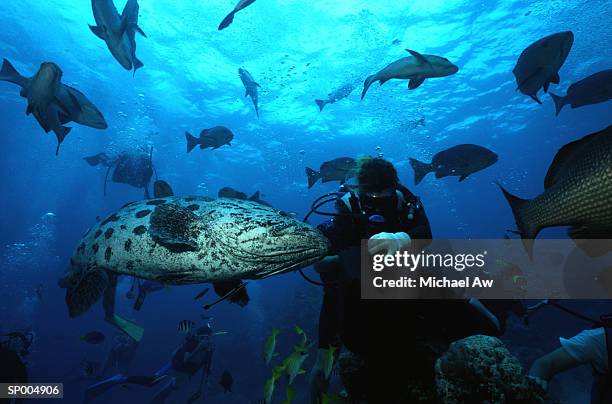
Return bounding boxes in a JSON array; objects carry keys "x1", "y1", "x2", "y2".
[
  {"x1": 203, "y1": 280, "x2": 250, "y2": 310},
  {"x1": 103, "y1": 272, "x2": 144, "y2": 341},
  {"x1": 408, "y1": 77, "x2": 425, "y2": 90},
  {"x1": 64, "y1": 267, "x2": 109, "y2": 318}
]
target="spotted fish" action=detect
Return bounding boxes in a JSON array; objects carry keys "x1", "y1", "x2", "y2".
[{"x1": 59, "y1": 197, "x2": 329, "y2": 341}]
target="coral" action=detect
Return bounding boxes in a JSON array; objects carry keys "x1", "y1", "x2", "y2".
[{"x1": 435, "y1": 335, "x2": 545, "y2": 404}]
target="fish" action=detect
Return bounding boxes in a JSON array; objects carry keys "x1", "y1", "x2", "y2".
[
  {"x1": 263, "y1": 327, "x2": 280, "y2": 364},
  {"x1": 282, "y1": 386, "x2": 296, "y2": 404},
  {"x1": 498, "y1": 125, "x2": 612, "y2": 258},
  {"x1": 89, "y1": 0, "x2": 146, "y2": 74},
  {"x1": 321, "y1": 345, "x2": 337, "y2": 379},
  {"x1": 282, "y1": 346, "x2": 309, "y2": 385},
  {"x1": 550, "y1": 69, "x2": 612, "y2": 116},
  {"x1": 239, "y1": 68, "x2": 261, "y2": 118},
  {"x1": 59, "y1": 197, "x2": 329, "y2": 340},
  {"x1": 361, "y1": 49, "x2": 458, "y2": 99},
  {"x1": 185, "y1": 127, "x2": 234, "y2": 153},
  {"x1": 153, "y1": 180, "x2": 174, "y2": 198},
  {"x1": 219, "y1": 370, "x2": 233, "y2": 392},
  {"x1": 294, "y1": 325, "x2": 307, "y2": 347},
  {"x1": 409, "y1": 144, "x2": 498, "y2": 185},
  {"x1": 218, "y1": 187, "x2": 272, "y2": 207},
  {"x1": 0, "y1": 59, "x2": 106, "y2": 155},
  {"x1": 306, "y1": 157, "x2": 357, "y2": 189},
  {"x1": 218, "y1": 0, "x2": 256, "y2": 30},
  {"x1": 512, "y1": 31, "x2": 573, "y2": 104},
  {"x1": 178, "y1": 320, "x2": 195, "y2": 334},
  {"x1": 263, "y1": 365, "x2": 284, "y2": 404},
  {"x1": 315, "y1": 83, "x2": 356, "y2": 112},
  {"x1": 193, "y1": 287, "x2": 210, "y2": 301},
  {"x1": 81, "y1": 331, "x2": 105, "y2": 344}
]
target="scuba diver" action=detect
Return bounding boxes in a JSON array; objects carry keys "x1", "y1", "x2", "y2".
[
  {"x1": 99, "y1": 334, "x2": 140, "y2": 377},
  {"x1": 305, "y1": 157, "x2": 504, "y2": 403},
  {"x1": 84, "y1": 323, "x2": 214, "y2": 403},
  {"x1": 529, "y1": 312, "x2": 612, "y2": 403},
  {"x1": 0, "y1": 331, "x2": 32, "y2": 392}
]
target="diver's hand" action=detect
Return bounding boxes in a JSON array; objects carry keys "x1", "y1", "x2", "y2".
[{"x1": 368, "y1": 232, "x2": 411, "y2": 255}]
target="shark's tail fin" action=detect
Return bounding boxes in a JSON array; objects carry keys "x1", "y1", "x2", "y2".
[
  {"x1": 408, "y1": 158, "x2": 433, "y2": 185},
  {"x1": 218, "y1": 11, "x2": 236, "y2": 30},
  {"x1": 315, "y1": 99, "x2": 327, "y2": 112},
  {"x1": 549, "y1": 92, "x2": 567, "y2": 117},
  {"x1": 185, "y1": 131, "x2": 199, "y2": 153},
  {"x1": 0, "y1": 58, "x2": 28, "y2": 87},
  {"x1": 361, "y1": 74, "x2": 378, "y2": 100},
  {"x1": 306, "y1": 167, "x2": 320, "y2": 189}
]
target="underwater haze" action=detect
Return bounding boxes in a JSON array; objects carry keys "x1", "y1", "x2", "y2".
[{"x1": 0, "y1": 0, "x2": 611, "y2": 403}]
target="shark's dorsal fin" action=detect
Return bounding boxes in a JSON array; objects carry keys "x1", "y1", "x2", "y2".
[
  {"x1": 406, "y1": 49, "x2": 430, "y2": 66},
  {"x1": 89, "y1": 24, "x2": 105, "y2": 40},
  {"x1": 117, "y1": 15, "x2": 129, "y2": 36}
]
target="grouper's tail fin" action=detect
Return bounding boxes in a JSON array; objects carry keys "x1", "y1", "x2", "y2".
[
  {"x1": 185, "y1": 131, "x2": 198, "y2": 153},
  {"x1": 549, "y1": 92, "x2": 567, "y2": 117},
  {"x1": 0, "y1": 58, "x2": 29, "y2": 88},
  {"x1": 361, "y1": 74, "x2": 377, "y2": 100},
  {"x1": 497, "y1": 182, "x2": 538, "y2": 258},
  {"x1": 305, "y1": 167, "x2": 320, "y2": 189},
  {"x1": 408, "y1": 158, "x2": 433, "y2": 185},
  {"x1": 108, "y1": 314, "x2": 144, "y2": 341}
]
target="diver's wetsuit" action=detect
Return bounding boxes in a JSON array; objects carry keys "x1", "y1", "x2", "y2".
[{"x1": 316, "y1": 185, "x2": 496, "y2": 402}]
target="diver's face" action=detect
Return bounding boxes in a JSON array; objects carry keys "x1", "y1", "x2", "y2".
[{"x1": 360, "y1": 187, "x2": 396, "y2": 212}]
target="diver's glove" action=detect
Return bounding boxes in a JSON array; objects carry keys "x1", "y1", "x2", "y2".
[{"x1": 368, "y1": 232, "x2": 411, "y2": 255}]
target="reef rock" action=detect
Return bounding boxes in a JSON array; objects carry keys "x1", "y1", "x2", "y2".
[{"x1": 435, "y1": 335, "x2": 545, "y2": 403}]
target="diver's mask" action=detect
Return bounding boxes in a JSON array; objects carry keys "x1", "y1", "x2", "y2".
[{"x1": 359, "y1": 187, "x2": 397, "y2": 216}]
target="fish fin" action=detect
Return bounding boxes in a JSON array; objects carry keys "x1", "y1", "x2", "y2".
[
  {"x1": 496, "y1": 182, "x2": 537, "y2": 258},
  {"x1": 315, "y1": 99, "x2": 327, "y2": 112},
  {"x1": 65, "y1": 267, "x2": 109, "y2": 318},
  {"x1": 305, "y1": 167, "x2": 320, "y2": 189},
  {"x1": 543, "y1": 128, "x2": 605, "y2": 189},
  {"x1": 255, "y1": 82, "x2": 261, "y2": 88},
  {"x1": 245, "y1": 89, "x2": 249, "y2": 97},
  {"x1": 408, "y1": 158, "x2": 433, "y2": 185},
  {"x1": 406, "y1": 49, "x2": 431, "y2": 66},
  {"x1": 133, "y1": 57, "x2": 144, "y2": 74},
  {"x1": 515, "y1": 67, "x2": 542, "y2": 91},
  {"x1": 361, "y1": 74, "x2": 377, "y2": 99},
  {"x1": 88, "y1": 24, "x2": 106, "y2": 40},
  {"x1": 218, "y1": 11, "x2": 236, "y2": 30},
  {"x1": 212, "y1": 280, "x2": 250, "y2": 307},
  {"x1": 458, "y1": 173, "x2": 469, "y2": 182},
  {"x1": 530, "y1": 94, "x2": 542, "y2": 104},
  {"x1": 26, "y1": 103, "x2": 33, "y2": 116},
  {"x1": 550, "y1": 72, "x2": 560, "y2": 84},
  {"x1": 185, "y1": 131, "x2": 198, "y2": 153},
  {"x1": 135, "y1": 26, "x2": 147, "y2": 37},
  {"x1": 408, "y1": 77, "x2": 425, "y2": 90},
  {"x1": 153, "y1": 180, "x2": 174, "y2": 198},
  {"x1": 543, "y1": 80, "x2": 550, "y2": 93},
  {"x1": 54, "y1": 125, "x2": 72, "y2": 156},
  {"x1": 549, "y1": 92, "x2": 567, "y2": 116},
  {"x1": 108, "y1": 314, "x2": 144, "y2": 341},
  {"x1": 149, "y1": 204, "x2": 199, "y2": 252},
  {"x1": 0, "y1": 58, "x2": 29, "y2": 88},
  {"x1": 568, "y1": 226, "x2": 612, "y2": 257},
  {"x1": 249, "y1": 191, "x2": 261, "y2": 201}
]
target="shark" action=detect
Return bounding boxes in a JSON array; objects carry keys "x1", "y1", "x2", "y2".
[{"x1": 239, "y1": 68, "x2": 261, "y2": 118}]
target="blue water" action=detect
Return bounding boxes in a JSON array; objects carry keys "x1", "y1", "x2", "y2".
[{"x1": 0, "y1": 0, "x2": 610, "y2": 403}]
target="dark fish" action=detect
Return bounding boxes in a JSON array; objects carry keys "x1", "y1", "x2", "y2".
[
  {"x1": 219, "y1": 369, "x2": 234, "y2": 393},
  {"x1": 84, "y1": 152, "x2": 113, "y2": 167},
  {"x1": 550, "y1": 69, "x2": 612, "y2": 116},
  {"x1": 0, "y1": 59, "x2": 107, "y2": 155},
  {"x1": 306, "y1": 157, "x2": 357, "y2": 189},
  {"x1": 498, "y1": 125, "x2": 612, "y2": 257},
  {"x1": 512, "y1": 31, "x2": 573, "y2": 104},
  {"x1": 218, "y1": 187, "x2": 272, "y2": 207},
  {"x1": 315, "y1": 83, "x2": 355, "y2": 112},
  {"x1": 193, "y1": 287, "x2": 210, "y2": 301},
  {"x1": 239, "y1": 68, "x2": 261, "y2": 118},
  {"x1": 218, "y1": 0, "x2": 256, "y2": 30},
  {"x1": 409, "y1": 144, "x2": 498, "y2": 185},
  {"x1": 153, "y1": 180, "x2": 174, "y2": 198},
  {"x1": 185, "y1": 127, "x2": 234, "y2": 153},
  {"x1": 81, "y1": 331, "x2": 105, "y2": 344},
  {"x1": 178, "y1": 320, "x2": 195, "y2": 334}
]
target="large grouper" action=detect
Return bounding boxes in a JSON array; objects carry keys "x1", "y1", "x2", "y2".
[{"x1": 60, "y1": 197, "x2": 330, "y2": 341}]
